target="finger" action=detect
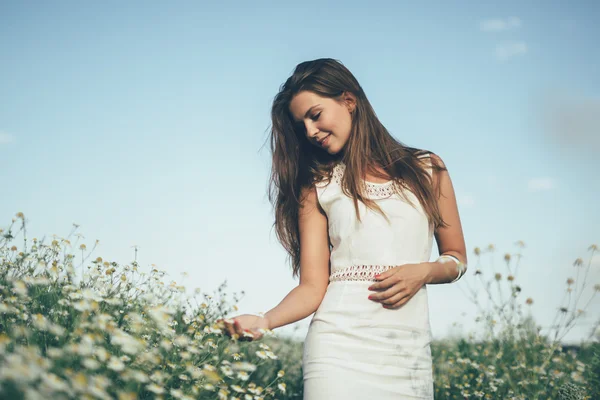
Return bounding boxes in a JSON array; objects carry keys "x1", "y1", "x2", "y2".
[
  {"x1": 226, "y1": 320, "x2": 237, "y2": 339},
  {"x1": 237, "y1": 324, "x2": 251, "y2": 341},
  {"x1": 373, "y1": 265, "x2": 402, "y2": 282},
  {"x1": 243, "y1": 329, "x2": 255, "y2": 341},
  {"x1": 219, "y1": 319, "x2": 229, "y2": 336},
  {"x1": 234, "y1": 320, "x2": 244, "y2": 339},
  {"x1": 369, "y1": 281, "x2": 393, "y2": 291},
  {"x1": 383, "y1": 292, "x2": 411, "y2": 308},
  {"x1": 372, "y1": 275, "x2": 401, "y2": 291},
  {"x1": 372, "y1": 286, "x2": 404, "y2": 303},
  {"x1": 368, "y1": 282, "x2": 396, "y2": 300},
  {"x1": 221, "y1": 319, "x2": 235, "y2": 337},
  {"x1": 368, "y1": 275, "x2": 385, "y2": 290},
  {"x1": 383, "y1": 291, "x2": 409, "y2": 305},
  {"x1": 379, "y1": 287, "x2": 408, "y2": 304},
  {"x1": 227, "y1": 321, "x2": 236, "y2": 338}
]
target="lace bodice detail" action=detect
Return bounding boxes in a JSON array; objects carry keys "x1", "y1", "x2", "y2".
[
  {"x1": 329, "y1": 264, "x2": 397, "y2": 282},
  {"x1": 330, "y1": 163, "x2": 407, "y2": 200}
]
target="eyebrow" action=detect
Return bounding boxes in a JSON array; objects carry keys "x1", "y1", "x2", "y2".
[{"x1": 293, "y1": 104, "x2": 320, "y2": 123}]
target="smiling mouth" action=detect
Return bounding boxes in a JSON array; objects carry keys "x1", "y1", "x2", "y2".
[{"x1": 318, "y1": 134, "x2": 331, "y2": 146}]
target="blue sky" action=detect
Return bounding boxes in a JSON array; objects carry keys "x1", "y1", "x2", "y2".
[{"x1": 1, "y1": 1, "x2": 599, "y2": 344}]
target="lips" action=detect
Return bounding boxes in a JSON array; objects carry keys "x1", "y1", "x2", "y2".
[{"x1": 317, "y1": 134, "x2": 331, "y2": 146}]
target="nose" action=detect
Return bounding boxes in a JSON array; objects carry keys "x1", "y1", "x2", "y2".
[{"x1": 304, "y1": 120, "x2": 319, "y2": 138}]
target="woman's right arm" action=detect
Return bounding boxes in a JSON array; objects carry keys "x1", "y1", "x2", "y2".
[{"x1": 264, "y1": 185, "x2": 331, "y2": 330}]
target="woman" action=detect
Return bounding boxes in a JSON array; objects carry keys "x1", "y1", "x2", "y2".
[{"x1": 220, "y1": 58, "x2": 467, "y2": 399}]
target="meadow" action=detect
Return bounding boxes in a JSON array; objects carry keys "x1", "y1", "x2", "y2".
[{"x1": 0, "y1": 212, "x2": 598, "y2": 399}]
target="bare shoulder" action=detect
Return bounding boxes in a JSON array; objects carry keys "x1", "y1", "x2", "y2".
[
  {"x1": 415, "y1": 149, "x2": 445, "y2": 167},
  {"x1": 299, "y1": 185, "x2": 326, "y2": 216},
  {"x1": 418, "y1": 151, "x2": 448, "y2": 190},
  {"x1": 428, "y1": 152, "x2": 446, "y2": 168}
]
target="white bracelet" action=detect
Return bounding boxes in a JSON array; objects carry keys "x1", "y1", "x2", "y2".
[{"x1": 436, "y1": 254, "x2": 467, "y2": 283}]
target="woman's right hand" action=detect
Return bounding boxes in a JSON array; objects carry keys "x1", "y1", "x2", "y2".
[{"x1": 216, "y1": 314, "x2": 271, "y2": 342}]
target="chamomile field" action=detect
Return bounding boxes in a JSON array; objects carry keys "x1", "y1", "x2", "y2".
[{"x1": 0, "y1": 214, "x2": 598, "y2": 399}]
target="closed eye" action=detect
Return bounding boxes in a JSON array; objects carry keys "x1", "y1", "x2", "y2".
[{"x1": 293, "y1": 112, "x2": 320, "y2": 130}]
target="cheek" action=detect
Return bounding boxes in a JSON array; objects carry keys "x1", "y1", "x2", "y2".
[
  {"x1": 332, "y1": 118, "x2": 351, "y2": 138},
  {"x1": 333, "y1": 112, "x2": 351, "y2": 133},
  {"x1": 323, "y1": 116, "x2": 341, "y2": 134}
]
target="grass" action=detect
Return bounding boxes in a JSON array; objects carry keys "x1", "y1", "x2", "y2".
[{"x1": 0, "y1": 212, "x2": 598, "y2": 399}]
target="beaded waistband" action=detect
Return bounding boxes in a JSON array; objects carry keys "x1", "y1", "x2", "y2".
[{"x1": 329, "y1": 265, "x2": 397, "y2": 282}]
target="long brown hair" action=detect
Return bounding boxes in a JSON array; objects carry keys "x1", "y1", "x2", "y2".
[{"x1": 267, "y1": 58, "x2": 448, "y2": 278}]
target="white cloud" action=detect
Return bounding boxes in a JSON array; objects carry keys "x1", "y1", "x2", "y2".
[
  {"x1": 495, "y1": 41, "x2": 528, "y2": 61},
  {"x1": 527, "y1": 178, "x2": 557, "y2": 192},
  {"x1": 0, "y1": 132, "x2": 15, "y2": 144},
  {"x1": 457, "y1": 194, "x2": 475, "y2": 208},
  {"x1": 480, "y1": 17, "x2": 522, "y2": 32}
]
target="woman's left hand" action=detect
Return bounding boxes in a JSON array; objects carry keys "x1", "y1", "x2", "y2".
[{"x1": 367, "y1": 262, "x2": 431, "y2": 308}]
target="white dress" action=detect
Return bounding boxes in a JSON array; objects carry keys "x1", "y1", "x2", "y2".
[{"x1": 302, "y1": 154, "x2": 435, "y2": 399}]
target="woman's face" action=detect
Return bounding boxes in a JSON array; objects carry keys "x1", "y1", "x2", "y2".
[{"x1": 289, "y1": 90, "x2": 355, "y2": 155}]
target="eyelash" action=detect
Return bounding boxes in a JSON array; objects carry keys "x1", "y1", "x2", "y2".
[{"x1": 295, "y1": 112, "x2": 321, "y2": 130}]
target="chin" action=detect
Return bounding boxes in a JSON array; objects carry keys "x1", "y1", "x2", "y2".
[
  {"x1": 327, "y1": 141, "x2": 345, "y2": 155},
  {"x1": 322, "y1": 144, "x2": 336, "y2": 154}
]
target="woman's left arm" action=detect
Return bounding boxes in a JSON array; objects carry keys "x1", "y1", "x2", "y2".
[{"x1": 425, "y1": 153, "x2": 468, "y2": 285}]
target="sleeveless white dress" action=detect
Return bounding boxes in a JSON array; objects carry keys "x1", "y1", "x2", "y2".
[{"x1": 302, "y1": 154, "x2": 435, "y2": 399}]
